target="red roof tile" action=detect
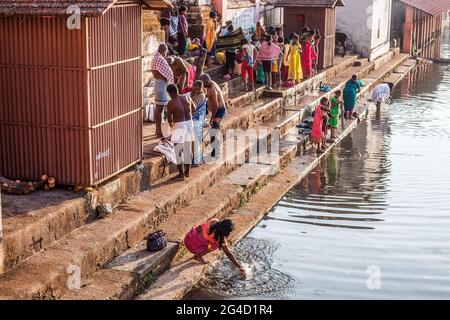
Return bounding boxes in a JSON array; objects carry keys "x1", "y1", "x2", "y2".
[
  {"x1": 399, "y1": 0, "x2": 450, "y2": 16},
  {"x1": 271, "y1": 0, "x2": 345, "y2": 7},
  {"x1": 0, "y1": 0, "x2": 173, "y2": 16}
]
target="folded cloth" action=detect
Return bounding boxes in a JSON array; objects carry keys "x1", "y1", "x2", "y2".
[
  {"x1": 171, "y1": 120, "x2": 195, "y2": 144},
  {"x1": 153, "y1": 140, "x2": 176, "y2": 164}
]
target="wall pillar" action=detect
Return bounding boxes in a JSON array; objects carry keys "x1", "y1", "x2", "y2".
[{"x1": 402, "y1": 5, "x2": 414, "y2": 54}]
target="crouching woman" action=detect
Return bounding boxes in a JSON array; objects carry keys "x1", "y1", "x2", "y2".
[{"x1": 184, "y1": 218, "x2": 246, "y2": 275}]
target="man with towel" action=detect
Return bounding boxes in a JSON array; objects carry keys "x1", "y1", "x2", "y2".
[
  {"x1": 167, "y1": 84, "x2": 196, "y2": 181},
  {"x1": 151, "y1": 44, "x2": 174, "y2": 138}
]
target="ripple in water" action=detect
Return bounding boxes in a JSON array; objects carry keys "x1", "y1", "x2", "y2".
[{"x1": 195, "y1": 238, "x2": 295, "y2": 299}]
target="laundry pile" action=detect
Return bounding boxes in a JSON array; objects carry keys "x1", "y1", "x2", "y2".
[{"x1": 296, "y1": 117, "x2": 314, "y2": 136}]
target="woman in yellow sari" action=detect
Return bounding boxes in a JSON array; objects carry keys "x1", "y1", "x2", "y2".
[
  {"x1": 205, "y1": 11, "x2": 218, "y2": 68},
  {"x1": 288, "y1": 34, "x2": 303, "y2": 84}
]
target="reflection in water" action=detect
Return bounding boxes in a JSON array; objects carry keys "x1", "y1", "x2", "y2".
[{"x1": 187, "y1": 35, "x2": 450, "y2": 300}]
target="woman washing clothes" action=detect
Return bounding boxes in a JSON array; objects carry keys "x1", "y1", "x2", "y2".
[
  {"x1": 343, "y1": 75, "x2": 361, "y2": 119},
  {"x1": 184, "y1": 218, "x2": 246, "y2": 276}
]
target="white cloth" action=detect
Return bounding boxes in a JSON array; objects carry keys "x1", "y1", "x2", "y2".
[
  {"x1": 242, "y1": 44, "x2": 255, "y2": 60},
  {"x1": 372, "y1": 83, "x2": 391, "y2": 104},
  {"x1": 171, "y1": 120, "x2": 194, "y2": 144},
  {"x1": 153, "y1": 140, "x2": 176, "y2": 164}
]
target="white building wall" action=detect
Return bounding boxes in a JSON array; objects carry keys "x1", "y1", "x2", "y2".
[{"x1": 336, "y1": 0, "x2": 391, "y2": 61}]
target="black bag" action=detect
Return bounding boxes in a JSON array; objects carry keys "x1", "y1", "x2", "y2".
[{"x1": 146, "y1": 230, "x2": 167, "y2": 252}]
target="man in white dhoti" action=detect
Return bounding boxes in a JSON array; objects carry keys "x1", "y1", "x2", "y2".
[
  {"x1": 372, "y1": 82, "x2": 394, "y2": 108},
  {"x1": 167, "y1": 84, "x2": 196, "y2": 181}
]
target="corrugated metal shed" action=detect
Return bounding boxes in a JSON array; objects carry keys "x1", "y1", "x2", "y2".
[
  {"x1": 0, "y1": 0, "x2": 172, "y2": 16},
  {"x1": 0, "y1": 0, "x2": 174, "y2": 185},
  {"x1": 399, "y1": 0, "x2": 450, "y2": 16},
  {"x1": 272, "y1": 0, "x2": 345, "y2": 7}
]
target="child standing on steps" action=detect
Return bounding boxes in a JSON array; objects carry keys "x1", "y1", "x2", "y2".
[
  {"x1": 328, "y1": 90, "x2": 342, "y2": 141},
  {"x1": 311, "y1": 97, "x2": 330, "y2": 154},
  {"x1": 184, "y1": 218, "x2": 246, "y2": 275}
]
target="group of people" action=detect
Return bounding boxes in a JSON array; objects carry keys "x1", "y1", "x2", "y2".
[
  {"x1": 201, "y1": 12, "x2": 322, "y2": 90},
  {"x1": 151, "y1": 44, "x2": 227, "y2": 181},
  {"x1": 310, "y1": 76, "x2": 394, "y2": 154}
]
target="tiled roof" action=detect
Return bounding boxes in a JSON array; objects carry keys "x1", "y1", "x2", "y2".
[
  {"x1": 271, "y1": 0, "x2": 345, "y2": 7},
  {"x1": 0, "y1": 0, "x2": 173, "y2": 16},
  {"x1": 399, "y1": 0, "x2": 450, "y2": 16}
]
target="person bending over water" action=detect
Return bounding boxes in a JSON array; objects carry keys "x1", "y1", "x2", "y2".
[{"x1": 184, "y1": 218, "x2": 246, "y2": 276}]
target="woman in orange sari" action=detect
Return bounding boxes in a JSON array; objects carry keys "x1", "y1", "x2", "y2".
[
  {"x1": 311, "y1": 97, "x2": 330, "y2": 154},
  {"x1": 204, "y1": 11, "x2": 218, "y2": 68}
]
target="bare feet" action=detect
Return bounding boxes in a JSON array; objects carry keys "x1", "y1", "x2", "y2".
[{"x1": 194, "y1": 255, "x2": 208, "y2": 264}]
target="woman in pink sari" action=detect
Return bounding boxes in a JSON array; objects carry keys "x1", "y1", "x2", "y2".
[
  {"x1": 311, "y1": 97, "x2": 330, "y2": 154},
  {"x1": 257, "y1": 35, "x2": 281, "y2": 90},
  {"x1": 301, "y1": 30, "x2": 316, "y2": 79}
]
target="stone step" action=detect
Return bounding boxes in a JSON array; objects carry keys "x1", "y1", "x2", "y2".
[
  {"x1": 0, "y1": 55, "x2": 368, "y2": 273},
  {"x1": 137, "y1": 52, "x2": 415, "y2": 299},
  {"x1": 0, "y1": 97, "x2": 282, "y2": 272},
  {"x1": 0, "y1": 49, "x2": 409, "y2": 299},
  {"x1": 60, "y1": 243, "x2": 178, "y2": 300},
  {"x1": 0, "y1": 99, "x2": 300, "y2": 299},
  {"x1": 60, "y1": 127, "x2": 302, "y2": 300}
]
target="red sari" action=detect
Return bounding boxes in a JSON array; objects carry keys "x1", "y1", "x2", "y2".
[
  {"x1": 311, "y1": 104, "x2": 325, "y2": 144},
  {"x1": 301, "y1": 41, "x2": 316, "y2": 78}
]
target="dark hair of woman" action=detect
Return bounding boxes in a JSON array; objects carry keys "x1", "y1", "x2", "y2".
[
  {"x1": 265, "y1": 35, "x2": 272, "y2": 45},
  {"x1": 208, "y1": 219, "x2": 235, "y2": 250}
]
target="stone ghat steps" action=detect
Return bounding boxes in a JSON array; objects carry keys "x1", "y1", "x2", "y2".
[
  {"x1": 56, "y1": 53, "x2": 406, "y2": 300},
  {"x1": 0, "y1": 97, "x2": 305, "y2": 299},
  {"x1": 0, "y1": 96, "x2": 282, "y2": 273},
  {"x1": 67, "y1": 51, "x2": 416, "y2": 301},
  {"x1": 0, "y1": 51, "x2": 411, "y2": 299},
  {"x1": 138, "y1": 101, "x2": 375, "y2": 301},
  {"x1": 59, "y1": 127, "x2": 305, "y2": 300},
  {"x1": 0, "y1": 52, "x2": 404, "y2": 277}
]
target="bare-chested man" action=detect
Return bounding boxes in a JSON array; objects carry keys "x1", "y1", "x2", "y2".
[
  {"x1": 166, "y1": 84, "x2": 196, "y2": 181},
  {"x1": 167, "y1": 56, "x2": 191, "y2": 92},
  {"x1": 199, "y1": 73, "x2": 227, "y2": 159},
  {"x1": 199, "y1": 73, "x2": 227, "y2": 129}
]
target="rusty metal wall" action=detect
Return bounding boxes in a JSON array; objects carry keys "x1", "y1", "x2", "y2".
[
  {"x1": 0, "y1": 3, "x2": 143, "y2": 186},
  {"x1": 283, "y1": 7, "x2": 335, "y2": 69},
  {"x1": 86, "y1": 3, "x2": 142, "y2": 185},
  {"x1": 0, "y1": 15, "x2": 90, "y2": 185}
]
